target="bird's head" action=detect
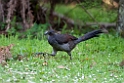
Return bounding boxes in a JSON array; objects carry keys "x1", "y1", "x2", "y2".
[{"x1": 44, "y1": 29, "x2": 56, "y2": 35}]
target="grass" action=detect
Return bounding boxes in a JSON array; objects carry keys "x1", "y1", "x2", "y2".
[{"x1": 0, "y1": 33, "x2": 124, "y2": 83}]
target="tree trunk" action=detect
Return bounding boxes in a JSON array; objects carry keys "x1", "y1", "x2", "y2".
[{"x1": 117, "y1": 0, "x2": 124, "y2": 37}]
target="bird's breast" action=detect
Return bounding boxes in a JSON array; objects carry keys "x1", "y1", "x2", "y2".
[
  {"x1": 58, "y1": 43, "x2": 70, "y2": 51},
  {"x1": 49, "y1": 40, "x2": 70, "y2": 51}
]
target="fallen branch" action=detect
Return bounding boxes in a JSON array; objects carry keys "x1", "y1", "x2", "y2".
[
  {"x1": 52, "y1": 11, "x2": 116, "y2": 29},
  {"x1": 84, "y1": 22, "x2": 116, "y2": 28}
]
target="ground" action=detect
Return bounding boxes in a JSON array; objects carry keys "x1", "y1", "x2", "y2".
[{"x1": 0, "y1": 34, "x2": 124, "y2": 83}]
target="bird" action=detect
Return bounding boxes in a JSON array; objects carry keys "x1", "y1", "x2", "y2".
[{"x1": 45, "y1": 29, "x2": 106, "y2": 60}]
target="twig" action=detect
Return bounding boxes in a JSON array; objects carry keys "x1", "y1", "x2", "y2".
[
  {"x1": 76, "y1": 0, "x2": 100, "y2": 27},
  {"x1": 34, "y1": 52, "x2": 52, "y2": 56}
]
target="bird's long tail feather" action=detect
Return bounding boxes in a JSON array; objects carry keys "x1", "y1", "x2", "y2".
[{"x1": 75, "y1": 29, "x2": 105, "y2": 44}]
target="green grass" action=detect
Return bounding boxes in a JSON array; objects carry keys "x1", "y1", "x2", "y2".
[
  {"x1": 0, "y1": 34, "x2": 124, "y2": 83},
  {"x1": 55, "y1": 4, "x2": 117, "y2": 23}
]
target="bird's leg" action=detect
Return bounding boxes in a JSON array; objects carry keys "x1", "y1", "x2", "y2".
[
  {"x1": 51, "y1": 48, "x2": 57, "y2": 56},
  {"x1": 67, "y1": 52, "x2": 72, "y2": 60}
]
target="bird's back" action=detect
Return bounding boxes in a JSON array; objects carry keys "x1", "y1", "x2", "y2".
[{"x1": 48, "y1": 34, "x2": 77, "y2": 52}]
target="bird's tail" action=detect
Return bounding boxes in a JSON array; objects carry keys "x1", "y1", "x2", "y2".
[{"x1": 74, "y1": 29, "x2": 107, "y2": 44}]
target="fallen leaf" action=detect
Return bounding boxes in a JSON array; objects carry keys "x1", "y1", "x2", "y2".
[
  {"x1": 57, "y1": 65, "x2": 66, "y2": 69},
  {"x1": 90, "y1": 60, "x2": 97, "y2": 68},
  {"x1": 119, "y1": 60, "x2": 124, "y2": 67},
  {"x1": 42, "y1": 61, "x2": 48, "y2": 66},
  {"x1": 0, "y1": 44, "x2": 14, "y2": 65}
]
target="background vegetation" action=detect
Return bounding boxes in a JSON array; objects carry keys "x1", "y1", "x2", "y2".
[
  {"x1": 0, "y1": 0, "x2": 124, "y2": 83},
  {"x1": 0, "y1": 0, "x2": 118, "y2": 36}
]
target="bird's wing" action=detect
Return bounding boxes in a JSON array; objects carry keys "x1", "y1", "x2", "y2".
[{"x1": 55, "y1": 34, "x2": 77, "y2": 44}]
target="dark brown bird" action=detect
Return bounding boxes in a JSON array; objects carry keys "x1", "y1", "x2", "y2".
[{"x1": 45, "y1": 29, "x2": 105, "y2": 60}]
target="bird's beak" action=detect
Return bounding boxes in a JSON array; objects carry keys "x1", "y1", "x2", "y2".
[{"x1": 44, "y1": 31, "x2": 48, "y2": 35}]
